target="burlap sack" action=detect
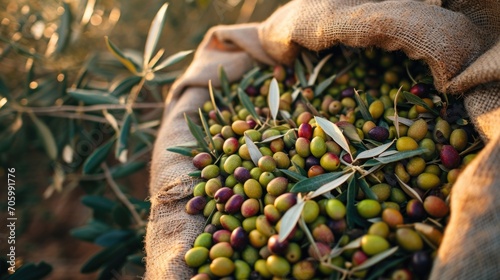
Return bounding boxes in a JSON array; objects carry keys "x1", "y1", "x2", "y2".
[{"x1": 145, "y1": 0, "x2": 500, "y2": 279}]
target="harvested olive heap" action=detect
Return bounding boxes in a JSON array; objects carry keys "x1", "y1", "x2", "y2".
[{"x1": 171, "y1": 47, "x2": 483, "y2": 280}]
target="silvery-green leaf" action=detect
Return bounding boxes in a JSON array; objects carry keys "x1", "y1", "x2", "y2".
[
  {"x1": 253, "y1": 73, "x2": 274, "y2": 87},
  {"x1": 279, "y1": 169, "x2": 307, "y2": 182},
  {"x1": 290, "y1": 171, "x2": 345, "y2": 193},
  {"x1": 55, "y1": 2, "x2": 71, "y2": 54},
  {"x1": 356, "y1": 140, "x2": 395, "y2": 160},
  {"x1": 268, "y1": 78, "x2": 280, "y2": 123},
  {"x1": 109, "y1": 76, "x2": 142, "y2": 96},
  {"x1": 245, "y1": 133, "x2": 263, "y2": 166},
  {"x1": 378, "y1": 150, "x2": 398, "y2": 157},
  {"x1": 294, "y1": 59, "x2": 307, "y2": 87},
  {"x1": 336, "y1": 121, "x2": 362, "y2": 142},
  {"x1": 199, "y1": 108, "x2": 218, "y2": 157},
  {"x1": 208, "y1": 80, "x2": 226, "y2": 125},
  {"x1": 185, "y1": 113, "x2": 211, "y2": 154},
  {"x1": 426, "y1": 217, "x2": 444, "y2": 229},
  {"x1": 393, "y1": 86, "x2": 403, "y2": 138},
  {"x1": 315, "y1": 116, "x2": 352, "y2": 158},
  {"x1": 258, "y1": 134, "x2": 284, "y2": 143},
  {"x1": 69, "y1": 89, "x2": 120, "y2": 105},
  {"x1": 354, "y1": 89, "x2": 372, "y2": 122},
  {"x1": 291, "y1": 88, "x2": 301, "y2": 102},
  {"x1": 374, "y1": 148, "x2": 428, "y2": 164},
  {"x1": 358, "y1": 164, "x2": 382, "y2": 179},
  {"x1": 301, "y1": 52, "x2": 314, "y2": 74},
  {"x1": 238, "y1": 88, "x2": 261, "y2": 125},
  {"x1": 329, "y1": 237, "x2": 361, "y2": 258},
  {"x1": 29, "y1": 113, "x2": 57, "y2": 160},
  {"x1": 351, "y1": 246, "x2": 399, "y2": 272},
  {"x1": 115, "y1": 112, "x2": 133, "y2": 163},
  {"x1": 357, "y1": 177, "x2": 378, "y2": 200},
  {"x1": 278, "y1": 200, "x2": 305, "y2": 242},
  {"x1": 153, "y1": 50, "x2": 193, "y2": 71},
  {"x1": 83, "y1": 137, "x2": 116, "y2": 174},
  {"x1": 102, "y1": 109, "x2": 119, "y2": 134},
  {"x1": 308, "y1": 54, "x2": 332, "y2": 85},
  {"x1": 395, "y1": 174, "x2": 423, "y2": 203},
  {"x1": 280, "y1": 110, "x2": 294, "y2": 127},
  {"x1": 218, "y1": 65, "x2": 231, "y2": 97},
  {"x1": 310, "y1": 172, "x2": 353, "y2": 199},
  {"x1": 239, "y1": 67, "x2": 260, "y2": 90},
  {"x1": 166, "y1": 146, "x2": 198, "y2": 157},
  {"x1": 105, "y1": 37, "x2": 140, "y2": 74},
  {"x1": 143, "y1": 3, "x2": 168, "y2": 69},
  {"x1": 402, "y1": 91, "x2": 439, "y2": 115},
  {"x1": 314, "y1": 73, "x2": 336, "y2": 97},
  {"x1": 387, "y1": 115, "x2": 414, "y2": 126},
  {"x1": 365, "y1": 257, "x2": 407, "y2": 280},
  {"x1": 291, "y1": 161, "x2": 308, "y2": 177}
]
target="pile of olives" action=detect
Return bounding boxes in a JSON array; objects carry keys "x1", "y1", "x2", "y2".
[{"x1": 177, "y1": 47, "x2": 481, "y2": 279}]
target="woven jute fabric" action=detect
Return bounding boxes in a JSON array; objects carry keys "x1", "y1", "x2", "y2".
[{"x1": 145, "y1": 1, "x2": 500, "y2": 279}]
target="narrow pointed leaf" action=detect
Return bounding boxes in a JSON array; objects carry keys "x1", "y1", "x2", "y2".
[
  {"x1": 83, "y1": 137, "x2": 116, "y2": 174},
  {"x1": 268, "y1": 78, "x2": 280, "y2": 123},
  {"x1": 402, "y1": 91, "x2": 439, "y2": 115},
  {"x1": 354, "y1": 89, "x2": 373, "y2": 121},
  {"x1": 315, "y1": 116, "x2": 351, "y2": 158},
  {"x1": 238, "y1": 88, "x2": 261, "y2": 125},
  {"x1": 199, "y1": 108, "x2": 217, "y2": 157},
  {"x1": 55, "y1": 2, "x2": 71, "y2": 54},
  {"x1": 102, "y1": 109, "x2": 119, "y2": 134},
  {"x1": 393, "y1": 86, "x2": 403, "y2": 138},
  {"x1": 105, "y1": 37, "x2": 139, "y2": 74},
  {"x1": 278, "y1": 201, "x2": 305, "y2": 242},
  {"x1": 166, "y1": 146, "x2": 198, "y2": 157},
  {"x1": 356, "y1": 140, "x2": 395, "y2": 160},
  {"x1": 310, "y1": 172, "x2": 353, "y2": 198},
  {"x1": 68, "y1": 89, "x2": 120, "y2": 105},
  {"x1": 257, "y1": 134, "x2": 284, "y2": 143},
  {"x1": 279, "y1": 169, "x2": 307, "y2": 182},
  {"x1": 336, "y1": 121, "x2": 362, "y2": 142},
  {"x1": 308, "y1": 54, "x2": 332, "y2": 85},
  {"x1": 378, "y1": 150, "x2": 399, "y2": 157},
  {"x1": 291, "y1": 171, "x2": 345, "y2": 193},
  {"x1": 110, "y1": 161, "x2": 146, "y2": 178},
  {"x1": 115, "y1": 112, "x2": 132, "y2": 163},
  {"x1": 188, "y1": 170, "x2": 201, "y2": 178},
  {"x1": 387, "y1": 115, "x2": 414, "y2": 126},
  {"x1": 185, "y1": 113, "x2": 211, "y2": 154},
  {"x1": 351, "y1": 246, "x2": 399, "y2": 272},
  {"x1": 301, "y1": 52, "x2": 314, "y2": 74},
  {"x1": 358, "y1": 164, "x2": 383, "y2": 179},
  {"x1": 208, "y1": 80, "x2": 227, "y2": 125},
  {"x1": 374, "y1": 148, "x2": 428, "y2": 164},
  {"x1": 357, "y1": 177, "x2": 378, "y2": 200},
  {"x1": 218, "y1": 65, "x2": 231, "y2": 97},
  {"x1": 143, "y1": 3, "x2": 168, "y2": 69},
  {"x1": 395, "y1": 174, "x2": 423, "y2": 203},
  {"x1": 294, "y1": 59, "x2": 307, "y2": 87},
  {"x1": 109, "y1": 75, "x2": 142, "y2": 96},
  {"x1": 245, "y1": 133, "x2": 263, "y2": 166},
  {"x1": 153, "y1": 50, "x2": 193, "y2": 71},
  {"x1": 329, "y1": 237, "x2": 362, "y2": 258},
  {"x1": 314, "y1": 73, "x2": 336, "y2": 97},
  {"x1": 291, "y1": 161, "x2": 308, "y2": 177},
  {"x1": 365, "y1": 257, "x2": 408, "y2": 280},
  {"x1": 29, "y1": 114, "x2": 57, "y2": 160},
  {"x1": 346, "y1": 176, "x2": 370, "y2": 228},
  {"x1": 239, "y1": 67, "x2": 260, "y2": 90}
]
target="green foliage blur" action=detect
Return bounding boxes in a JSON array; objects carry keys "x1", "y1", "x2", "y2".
[{"x1": 0, "y1": 0, "x2": 287, "y2": 279}]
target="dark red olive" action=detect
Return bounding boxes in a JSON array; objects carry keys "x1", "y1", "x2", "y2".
[
  {"x1": 341, "y1": 87, "x2": 355, "y2": 98},
  {"x1": 267, "y1": 234, "x2": 289, "y2": 255},
  {"x1": 214, "y1": 187, "x2": 234, "y2": 203},
  {"x1": 440, "y1": 145, "x2": 461, "y2": 169},
  {"x1": 186, "y1": 196, "x2": 207, "y2": 215},
  {"x1": 225, "y1": 194, "x2": 245, "y2": 214},
  {"x1": 368, "y1": 126, "x2": 389, "y2": 142},
  {"x1": 230, "y1": 227, "x2": 248, "y2": 251},
  {"x1": 298, "y1": 123, "x2": 313, "y2": 140},
  {"x1": 234, "y1": 167, "x2": 251, "y2": 183},
  {"x1": 410, "y1": 83, "x2": 429, "y2": 97}
]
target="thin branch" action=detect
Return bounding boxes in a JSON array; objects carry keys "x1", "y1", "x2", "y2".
[
  {"x1": 101, "y1": 163, "x2": 146, "y2": 227},
  {"x1": 11, "y1": 102, "x2": 165, "y2": 113}
]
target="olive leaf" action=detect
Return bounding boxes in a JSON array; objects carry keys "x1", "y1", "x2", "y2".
[
  {"x1": 395, "y1": 174, "x2": 423, "y2": 203},
  {"x1": 378, "y1": 150, "x2": 399, "y2": 157},
  {"x1": 355, "y1": 140, "x2": 395, "y2": 160},
  {"x1": 315, "y1": 116, "x2": 352, "y2": 159},
  {"x1": 199, "y1": 108, "x2": 218, "y2": 157},
  {"x1": 238, "y1": 88, "x2": 261, "y2": 125},
  {"x1": 329, "y1": 237, "x2": 362, "y2": 258},
  {"x1": 294, "y1": 59, "x2": 308, "y2": 87},
  {"x1": 29, "y1": 113, "x2": 58, "y2": 160},
  {"x1": 238, "y1": 67, "x2": 260, "y2": 90},
  {"x1": 336, "y1": 121, "x2": 362, "y2": 143},
  {"x1": 68, "y1": 89, "x2": 120, "y2": 105},
  {"x1": 402, "y1": 90, "x2": 439, "y2": 115},
  {"x1": 208, "y1": 80, "x2": 227, "y2": 125},
  {"x1": 185, "y1": 113, "x2": 211, "y2": 154},
  {"x1": 387, "y1": 115, "x2": 414, "y2": 126},
  {"x1": 257, "y1": 134, "x2": 284, "y2": 143},
  {"x1": 153, "y1": 50, "x2": 193, "y2": 71},
  {"x1": 83, "y1": 137, "x2": 116, "y2": 174},
  {"x1": 55, "y1": 2, "x2": 71, "y2": 54},
  {"x1": 310, "y1": 171, "x2": 354, "y2": 199},
  {"x1": 354, "y1": 89, "x2": 373, "y2": 122},
  {"x1": 365, "y1": 256, "x2": 408, "y2": 280},
  {"x1": 373, "y1": 148, "x2": 428, "y2": 164},
  {"x1": 218, "y1": 66, "x2": 231, "y2": 97},
  {"x1": 308, "y1": 54, "x2": 332, "y2": 85},
  {"x1": 350, "y1": 246, "x2": 399, "y2": 272},
  {"x1": 244, "y1": 133, "x2": 263, "y2": 166},
  {"x1": 393, "y1": 86, "x2": 403, "y2": 138},
  {"x1": 314, "y1": 73, "x2": 337, "y2": 97},
  {"x1": 166, "y1": 146, "x2": 198, "y2": 157},
  {"x1": 268, "y1": 78, "x2": 280, "y2": 124},
  {"x1": 115, "y1": 112, "x2": 133, "y2": 163},
  {"x1": 143, "y1": 3, "x2": 169, "y2": 70},
  {"x1": 104, "y1": 37, "x2": 139, "y2": 74},
  {"x1": 291, "y1": 171, "x2": 345, "y2": 193},
  {"x1": 278, "y1": 200, "x2": 305, "y2": 242},
  {"x1": 291, "y1": 161, "x2": 308, "y2": 177},
  {"x1": 279, "y1": 169, "x2": 307, "y2": 182},
  {"x1": 357, "y1": 177, "x2": 378, "y2": 201},
  {"x1": 346, "y1": 176, "x2": 370, "y2": 228}
]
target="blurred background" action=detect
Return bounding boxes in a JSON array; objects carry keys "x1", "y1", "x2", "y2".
[{"x1": 0, "y1": 0, "x2": 287, "y2": 279}]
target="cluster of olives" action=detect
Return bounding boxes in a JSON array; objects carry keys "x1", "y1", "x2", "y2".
[{"x1": 180, "y1": 48, "x2": 480, "y2": 279}]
